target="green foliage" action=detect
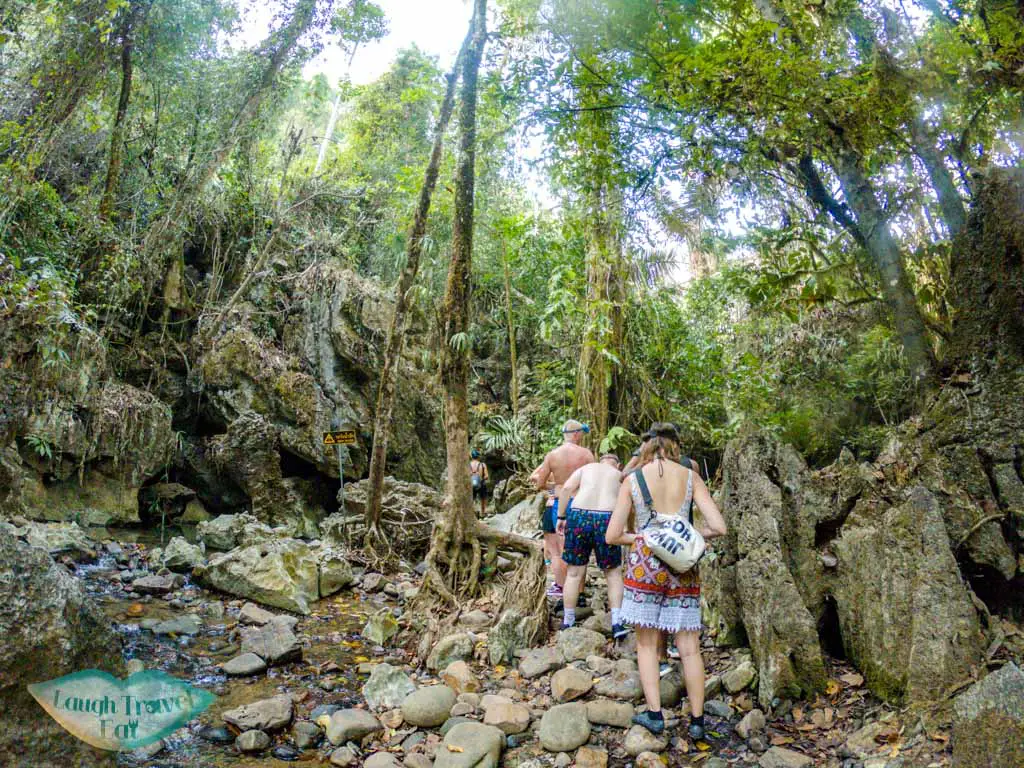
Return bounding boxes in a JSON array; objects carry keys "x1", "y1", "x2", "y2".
[{"x1": 24, "y1": 433, "x2": 53, "y2": 460}]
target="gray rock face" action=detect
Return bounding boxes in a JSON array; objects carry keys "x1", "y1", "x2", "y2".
[
  {"x1": 326, "y1": 709, "x2": 382, "y2": 745},
  {"x1": 240, "y1": 617, "x2": 302, "y2": 664},
  {"x1": 0, "y1": 529, "x2": 122, "y2": 768},
  {"x1": 427, "y1": 633, "x2": 475, "y2": 671},
  {"x1": 538, "y1": 703, "x2": 591, "y2": 752},
  {"x1": 223, "y1": 652, "x2": 268, "y2": 676},
  {"x1": 161, "y1": 536, "x2": 206, "y2": 571},
  {"x1": 434, "y1": 722, "x2": 505, "y2": 768},
  {"x1": 952, "y1": 662, "x2": 1024, "y2": 768},
  {"x1": 556, "y1": 627, "x2": 606, "y2": 662},
  {"x1": 362, "y1": 663, "x2": 416, "y2": 710},
  {"x1": 401, "y1": 685, "x2": 457, "y2": 727},
  {"x1": 222, "y1": 695, "x2": 294, "y2": 732},
  {"x1": 196, "y1": 538, "x2": 320, "y2": 614}
]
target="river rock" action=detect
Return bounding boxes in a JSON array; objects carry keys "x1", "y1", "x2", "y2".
[
  {"x1": 539, "y1": 703, "x2": 590, "y2": 752},
  {"x1": 723, "y1": 660, "x2": 757, "y2": 693},
  {"x1": 197, "y1": 513, "x2": 278, "y2": 551},
  {"x1": 317, "y1": 546, "x2": 355, "y2": 596},
  {"x1": 582, "y1": 612, "x2": 611, "y2": 636},
  {"x1": 585, "y1": 699, "x2": 634, "y2": 728},
  {"x1": 557, "y1": 627, "x2": 606, "y2": 662},
  {"x1": 327, "y1": 709, "x2": 383, "y2": 745},
  {"x1": 594, "y1": 670, "x2": 642, "y2": 701},
  {"x1": 551, "y1": 667, "x2": 594, "y2": 701},
  {"x1": 363, "y1": 663, "x2": 416, "y2": 710},
  {"x1": 222, "y1": 652, "x2": 267, "y2": 676},
  {"x1": 586, "y1": 656, "x2": 614, "y2": 675},
  {"x1": 363, "y1": 609, "x2": 400, "y2": 645},
  {"x1": 0, "y1": 528, "x2": 122, "y2": 767},
  {"x1": 292, "y1": 720, "x2": 322, "y2": 749},
  {"x1": 704, "y1": 699, "x2": 732, "y2": 718},
  {"x1": 736, "y1": 708, "x2": 767, "y2": 739},
  {"x1": 331, "y1": 746, "x2": 358, "y2": 766},
  {"x1": 161, "y1": 536, "x2": 206, "y2": 572},
  {"x1": 405, "y1": 756, "x2": 433, "y2": 768},
  {"x1": 365, "y1": 753, "x2": 403, "y2": 768},
  {"x1": 427, "y1": 633, "x2": 475, "y2": 671},
  {"x1": 758, "y1": 747, "x2": 813, "y2": 767},
  {"x1": 952, "y1": 662, "x2": 1024, "y2": 768},
  {"x1": 131, "y1": 574, "x2": 176, "y2": 595},
  {"x1": 239, "y1": 601, "x2": 278, "y2": 625},
  {"x1": 196, "y1": 538, "x2": 319, "y2": 614},
  {"x1": 635, "y1": 752, "x2": 664, "y2": 768},
  {"x1": 624, "y1": 725, "x2": 668, "y2": 755},
  {"x1": 199, "y1": 726, "x2": 234, "y2": 743},
  {"x1": 659, "y1": 670, "x2": 684, "y2": 708},
  {"x1": 236, "y1": 729, "x2": 270, "y2": 752},
  {"x1": 483, "y1": 701, "x2": 531, "y2": 734},
  {"x1": 434, "y1": 722, "x2": 505, "y2": 768},
  {"x1": 519, "y1": 647, "x2": 564, "y2": 679},
  {"x1": 152, "y1": 614, "x2": 202, "y2": 635},
  {"x1": 459, "y1": 610, "x2": 492, "y2": 630},
  {"x1": 575, "y1": 745, "x2": 608, "y2": 768},
  {"x1": 20, "y1": 521, "x2": 98, "y2": 559},
  {"x1": 240, "y1": 617, "x2": 301, "y2": 664},
  {"x1": 223, "y1": 694, "x2": 293, "y2": 731},
  {"x1": 442, "y1": 660, "x2": 480, "y2": 694},
  {"x1": 402, "y1": 686, "x2": 458, "y2": 727}
]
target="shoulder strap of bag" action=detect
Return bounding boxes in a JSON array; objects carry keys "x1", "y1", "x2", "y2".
[
  {"x1": 634, "y1": 467, "x2": 654, "y2": 510},
  {"x1": 685, "y1": 468, "x2": 694, "y2": 524}
]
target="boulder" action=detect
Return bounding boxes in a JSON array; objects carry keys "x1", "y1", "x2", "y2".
[
  {"x1": 326, "y1": 709, "x2": 382, "y2": 745},
  {"x1": 539, "y1": 703, "x2": 591, "y2": 752},
  {"x1": 427, "y1": 633, "x2": 475, "y2": 671},
  {"x1": 723, "y1": 660, "x2": 757, "y2": 693},
  {"x1": 152, "y1": 614, "x2": 202, "y2": 636},
  {"x1": 181, "y1": 498, "x2": 211, "y2": 524},
  {"x1": 160, "y1": 536, "x2": 206, "y2": 572},
  {"x1": 442, "y1": 661, "x2": 480, "y2": 694},
  {"x1": 196, "y1": 513, "x2": 278, "y2": 551},
  {"x1": 365, "y1": 754, "x2": 403, "y2": 768},
  {"x1": 20, "y1": 521, "x2": 97, "y2": 559},
  {"x1": 402, "y1": 686, "x2": 457, "y2": 728},
  {"x1": 222, "y1": 695, "x2": 293, "y2": 732},
  {"x1": 222, "y1": 653, "x2": 267, "y2": 676},
  {"x1": 585, "y1": 699, "x2": 634, "y2": 729},
  {"x1": 593, "y1": 670, "x2": 642, "y2": 701},
  {"x1": 952, "y1": 662, "x2": 1024, "y2": 768},
  {"x1": 623, "y1": 725, "x2": 668, "y2": 756},
  {"x1": 659, "y1": 670, "x2": 684, "y2": 708},
  {"x1": 196, "y1": 538, "x2": 319, "y2": 614},
  {"x1": 758, "y1": 747, "x2": 813, "y2": 768},
  {"x1": 833, "y1": 487, "x2": 984, "y2": 702},
  {"x1": 240, "y1": 617, "x2": 302, "y2": 664},
  {"x1": 131, "y1": 574, "x2": 175, "y2": 595},
  {"x1": 236, "y1": 730, "x2": 270, "y2": 753},
  {"x1": 480, "y1": 493, "x2": 545, "y2": 537},
  {"x1": 482, "y1": 701, "x2": 531, "y2": 734},
  {"x1": 487, "y1": 609, "x2": 532, "y2": 665},
  {"x1": 292, "y1": 720, "x2": 322, "y2": 749},
  {"x1": 551, "y1": 667, "x2": 594, "y2": 702},
  {"x1": 363, "y1": 663, "x2": 416, "y2": 710},
  {"x1": 556, "y1": 627, "x2": 606, "y2": 662},
  {"x1": 0, "y1": 528, "x2": 122, "y2": 767},
  {"x1": 575, "y1": 746, "x2": 609, "y2": 768},
  {"x1": 239, "y1": 602, "x2": 278, "y2": 625},
  {"x1": 363, "y1": 609, "x2": 400, "y2": 646},
  {"x1": 434, "y1": 722, "x2": 505, "y2": 768},
  {"x1": 519, "y1": 647, "x2": 564, "y2": 679},
  {"x1": 317, "y1": 546, "x2": 355, "y2": 596},
  {"x1": 736, "y1": 708, "x2": 767, "y2": 739},
  {"x1": 331, "y1": 746, "x2": 358, "y2": 766}
]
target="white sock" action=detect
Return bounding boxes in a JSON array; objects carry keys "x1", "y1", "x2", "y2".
[
  {"x1": 563, "y1": 608, "x2": 576, "y2": 627},
  {"x1": 611, "y1": 607, "x2": 622, "y2": 625}
]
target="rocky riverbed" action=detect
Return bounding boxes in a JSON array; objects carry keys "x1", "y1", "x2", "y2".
[{"x1": 5, "y1": 517, "x2": 1013, "y2": 768}]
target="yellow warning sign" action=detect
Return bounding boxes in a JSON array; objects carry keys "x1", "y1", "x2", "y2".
[{"x1": 323, "y1": 430, "x2": 357, "y2": 446}]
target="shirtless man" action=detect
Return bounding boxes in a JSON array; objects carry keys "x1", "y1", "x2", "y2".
[
  {"x1": 529, "y1": 420, "x2": 595, "y2": 598},
  {"x1": 557, "y1": 453, "x2": 628, "y2": 638}
]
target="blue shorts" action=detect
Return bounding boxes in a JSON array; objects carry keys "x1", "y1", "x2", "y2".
[
  {"x1": 543, "y1": 497, "x2": 573, "y2": 534},
  {"x1": 562, "y1": 507, "x2": 621, "y2": 571}
]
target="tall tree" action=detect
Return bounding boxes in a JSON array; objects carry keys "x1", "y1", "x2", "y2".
[
  {"x1": 363, "y1": 30, "x2": 469, "y2": 548},
  {"x1": 100, "y1": 0, "x2": 152, "y2": 220},
  {"x1": 312, "y1": 0, "x2": 388, "y2": 174},
  {"x1": 419, "y1": 0, "x2": 487, "y2": 604}
]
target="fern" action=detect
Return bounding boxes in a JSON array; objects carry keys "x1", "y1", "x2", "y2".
[{"x1": 480, "y1": 415, "x2": 528, "y2": 454}]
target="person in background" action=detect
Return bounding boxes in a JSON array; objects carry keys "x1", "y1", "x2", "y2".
[
  {"x1": 556, "y1": 453, "x2": 628, "y2": 638},
  {"x1": 469, "y1": 449, "x2": 490, "y2": 517},
  {"x1": 606, "y1": 423, "x2": 727, "y2": 740},
  {"x1": 529, "y1": 419, "x2": 595, "y2": 599}
]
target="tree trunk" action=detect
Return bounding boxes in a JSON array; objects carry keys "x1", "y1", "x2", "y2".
[
  {"x1": 313, "y1": 46, "x2": 359, "y2": 174},
  {"x1": 419, "y1": 0, "x2": 487, "y2": 606},
  {"x1": 363, "y1": 35, "x2": 467, "y2": 543},
  {"x1": 100, "y1": 1, "x2": 149, "y2": 220},
  {"x1": 502, "y1": 242, "x2": 520, "y2": 418},
  {"x1": 832, "y1": 147, "x2": 936, "y2": 387},
  {"x1": 136, "y1": 0, "x2": 320, "y2": 331},
  {"x1": 909, "y1": 116, "x2": 967, "y2": 237}
]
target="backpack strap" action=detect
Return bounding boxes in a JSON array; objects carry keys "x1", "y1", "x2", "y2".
[{"x1": 633, "y1": 467, "x2": 654, "y2": 510}]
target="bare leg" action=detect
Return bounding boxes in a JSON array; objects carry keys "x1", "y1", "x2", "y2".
[
  {"x1": 552, "y1": 534, "x2": 567, "y2": 586},
  {"x1": 604, "y1": 566, "x2": 623, "y2": 612},
  {"x1": 636, "y1": 627, "x2": 662, "y2": 713},
  {"x1": 562, "y1": 564, "x2": 586, "y2": 623},
  {"x1": 675, "y1": 630, "x2": 704, "y2": 716}
]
